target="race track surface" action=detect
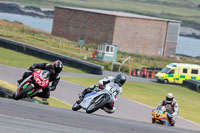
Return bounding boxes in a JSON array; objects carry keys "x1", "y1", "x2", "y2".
[
  {"x1": 0, "y1": 64, "x2": 200, "y2": 132},
  {"x1": 0, "y1": 98, "x2": 199, "y2": 133}
]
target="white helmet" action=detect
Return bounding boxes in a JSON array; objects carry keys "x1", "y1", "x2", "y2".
[{"x1": 166, "y1": 93, "x2": 174, "y2": 103}]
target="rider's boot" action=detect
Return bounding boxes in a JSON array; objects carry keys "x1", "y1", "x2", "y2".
[
  {"x1": 103, "y1": 106, "x2": 116, "y2": 114},
  {"x1": 17, "y1": 79, "x2": 23, "y2": 85},
  {"x1": 103, "y1": 102, "x2": 116, "y2": 114},
  {"x1": 76, "y1": 85, "x2": 96, "y2": 104},
  {"x1": 76, "y1": 93, "x2": 84, "y2": 104},
  {"x1": 76, "y1": 87, "x2": 91, "y2": 104},
  {"x1": 170, "y1": 121, "x2": 175, "y2": 126},
  {"x1": 17, "y1": 72, "x2": 32, "y2": 85}
]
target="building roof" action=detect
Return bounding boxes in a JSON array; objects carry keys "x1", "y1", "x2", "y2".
[
  {"x1": 169, "y1": 63, "x2": 200, "y2": 68},
  {"x1": 55, "y1": 6, "x2": 181, "y2": 23}
]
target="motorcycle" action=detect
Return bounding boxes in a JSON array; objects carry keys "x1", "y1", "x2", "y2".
[
  {"x1": 152, "y1": 106, "x2": 172, "y2": 126},
  {"x1": 72, "y1": 82, "x2": 120, "y2": 114},
  {"x1": 13, "y1": 70, "x2": 50, "y2": 100}
]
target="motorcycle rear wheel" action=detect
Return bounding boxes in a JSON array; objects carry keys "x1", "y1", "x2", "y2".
[
  {"x1": 86, "y1": 94, "x2": 110, "y2": 114},
  {"x1": 14, "y1": 84, "x2": 33, "y2": 100}
]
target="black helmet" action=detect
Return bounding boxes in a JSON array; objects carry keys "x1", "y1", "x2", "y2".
[
  {"x1": 53, "y1": 60, "x2": 63, "y2": 74},
  {"x1": 115, "y1": 73, "x2": 126, "y2": 87}
]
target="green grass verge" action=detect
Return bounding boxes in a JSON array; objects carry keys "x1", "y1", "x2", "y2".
[
  {"x1": 0, "y1": 47, "x2": 85, "y2": 73},
  {"x1": 0, "y1": 80, "x2": 71, "y2": 109},
  {"x1": 0, "y1": 20, "x2": 200, "y2": 74},
  {"x1": 47, "y1": 97, "x2": 71, "y2": 109},
  {"x1": 62, "y1": 77, "x2": 200, "y2": 124}
]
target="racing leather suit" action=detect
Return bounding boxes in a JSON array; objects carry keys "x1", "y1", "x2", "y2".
[
  {"x1": 80, "y1": 76, "x2": 122, "y2": 113},
  {"x1": 18, "y1": 63, "x2": 60, "y2": 98},
  {"x1": 156, "y1": 99, "x2": 178, "y2": 125}
]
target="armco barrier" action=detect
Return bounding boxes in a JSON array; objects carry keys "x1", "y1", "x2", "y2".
[
  {"x1": 0, "y1": 37, "x2": 103, "y2": 75},
  {"x1": 182, "y1": 79, "x2": 200, "y2": 93}
]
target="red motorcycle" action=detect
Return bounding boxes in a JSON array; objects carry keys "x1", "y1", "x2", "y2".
[{"x1": 13, "y1": 70, "x2": 50, "y2": 100}]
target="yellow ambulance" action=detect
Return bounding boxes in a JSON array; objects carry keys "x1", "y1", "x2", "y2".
[{"x1": 156, "y1": 63, "x2": 200, "y2": 84}]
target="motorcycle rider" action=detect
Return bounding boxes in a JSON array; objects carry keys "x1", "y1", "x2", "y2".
[
  {"x1": 17, "y1": 60, "x2": 63, "y2": 99},
  {"x1": 77, "y1": 73, "x2": 126, "y2": 113},
  {"x1": 156, "y1": 93, "x2": 178, "y2": 126}
]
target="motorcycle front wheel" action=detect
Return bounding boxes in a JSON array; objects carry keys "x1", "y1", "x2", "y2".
[
  {"x1": 14, "y1": 84, "x2": 33, "y2": 100},
  {"x1": 72, "y1": 102, "x2": 82, "y2": 111},
  {"x1": 86, "y1": 94, "x2": 110, "y2": 114}
]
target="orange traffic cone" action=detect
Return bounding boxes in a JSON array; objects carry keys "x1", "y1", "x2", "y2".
[
  {"x1": 146, "y1": 71, "x2": 149, "y2": 78},
  {"x1": 151, "y1": 71, "x2": 155, "y2": 79},
  {"x1": 141, "y1": 70, "x2": 143, "y2": 77},
  {"x1": 144, "y1": 68, "x2": 147, "y2": 75},
  {"x1": 133, "y1": 69, "x2": 136, "y2": 76}
]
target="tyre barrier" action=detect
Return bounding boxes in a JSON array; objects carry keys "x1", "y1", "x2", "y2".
[
  {"x1": 0, "y1": 37, "x2": 103, "y2": 75},
  {"x1": 182, "y1": 79, "x2": 200, "y2": 93}
]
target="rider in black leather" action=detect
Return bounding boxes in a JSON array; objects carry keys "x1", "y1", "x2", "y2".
[{"x1": 17, "y1": 60, "x2": 63, "y2": 98}]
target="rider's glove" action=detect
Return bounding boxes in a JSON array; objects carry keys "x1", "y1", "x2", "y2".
[
  {"x1": 89, "y1": 85, "x2": 96, "y2": 90},
  {"x1": 98, "y1": 84, "x2": 104, "y2": 89},
  {"x1": 79, "y1": 93, "x2": 84, "y2": 100},
  {"x1": 167, "y1": 114, "x2": 173, "y2": 118},
  {"x1": 29, "y1": 66, "x2": 34, "y2": 72}
]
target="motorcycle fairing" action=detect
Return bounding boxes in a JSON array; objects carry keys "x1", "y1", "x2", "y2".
[
  {"x1": 16, "y1": 75, "x2": 32, "y2": 95},
  {"x1": 84, "y1": 92, "x2": 97, "y2": 98},
  {"x1": 80, "y1": 91, "x2": 107, "y2": 109}
]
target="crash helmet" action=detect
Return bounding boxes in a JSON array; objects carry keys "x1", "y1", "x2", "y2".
[
  {"x1": 114, "y1": 73, "x2": 126, "y2": 87},
  {"x1": 166, "y1": 93, "x2": 174, "y2": 104},
  {"x1": 53, "y1": 60, "x2": 63, "y2": 74}
]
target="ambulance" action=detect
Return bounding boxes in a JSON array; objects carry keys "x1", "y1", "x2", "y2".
[{"x1": 156, "y1": 63, "x2": 200, "y2": 84}]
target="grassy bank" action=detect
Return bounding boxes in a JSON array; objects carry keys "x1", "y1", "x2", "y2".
[
  {"x1": 62, "y1": 77, "x2": 200, "y2": 124},
  {"x1": 0, "y1": 20, "x2": 200, "y2": 74},
  {"x1": 1, "y1": 0, "x2": 200, "y2": 29},
  {"x1": 0, "y1": 47, "x2": 85, "y2": 73},
  {"x1": 0, "y1": 80, "x2": 71, "y2": 109}
]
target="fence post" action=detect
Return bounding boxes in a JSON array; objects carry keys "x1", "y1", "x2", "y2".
[{"x1": 58, "y1": 40, "x2": 62, "y2": 47}]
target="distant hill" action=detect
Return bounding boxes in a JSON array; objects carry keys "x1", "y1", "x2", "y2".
[
  {"x1": 0, "y1": 1, "x2": 200, "y2": 39},
  {"x1": 0, "y1": 2, "x2": 53, "y2": 18}
]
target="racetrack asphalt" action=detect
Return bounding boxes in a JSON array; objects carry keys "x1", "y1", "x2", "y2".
[
  {"x1": 0, "y1": 64, "x2": 200, "y2": 132},
  {"x1": 0, "y1": 97, "x2": 199, "y2": 133}
]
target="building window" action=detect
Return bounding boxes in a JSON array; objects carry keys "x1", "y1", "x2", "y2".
[
  {"x1": 183, "y1": 69, "x2": 187, "y2": 73},
  {"x1": 78, "y1": 38, "x2": 84, "y2": 44},
  {"x1": 110, "y1": 46, "x2": 113, "y2": 53},
  {"x1": 158, "y1": 48, "x2": 162, "y2": 56},
  {"x1": 191, "y1": 69, "x2": 198, "y2": 74},
  {"x1": 106, "y1": 46, "x2": 110, "y2": 52},
  {"x1": 168, "y1": 70, "x2": 174, "y2": 74}
]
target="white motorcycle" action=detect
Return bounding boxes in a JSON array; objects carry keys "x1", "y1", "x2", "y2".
[{"x1": 72, "y1": 82, "x2": 120, "y2": 114}]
